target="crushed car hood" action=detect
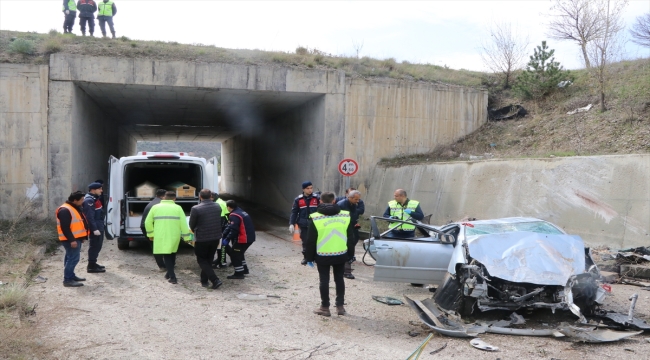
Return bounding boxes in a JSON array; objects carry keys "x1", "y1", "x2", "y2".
[{"x1": 465, "y1": 232, "x2": 586, "y2": 286}]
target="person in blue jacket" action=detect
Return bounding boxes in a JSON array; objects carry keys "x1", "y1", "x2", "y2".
[
  {"x1": 337, "y1": 189, "x2": 364, "y2": 279},
  {"x1": 289, "y1": 181, "x2": 320, "y2": 265},
  {"x1": 222, "y1": 200, "x2": 255, "y2": 280},
  {"x1": 83, "y1": 182, "x2": 106, "y2": 273}
]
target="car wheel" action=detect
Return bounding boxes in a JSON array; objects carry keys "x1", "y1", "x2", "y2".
[{"x1": 117, "y1": 239, "x2": 129, "y2": 250}]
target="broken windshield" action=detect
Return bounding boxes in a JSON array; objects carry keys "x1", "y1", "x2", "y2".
[{"x1": 465, "y1": 221, "x2": 563, "y2": 236}]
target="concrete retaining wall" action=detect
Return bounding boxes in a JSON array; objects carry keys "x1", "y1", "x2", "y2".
[
  {"x1": 365, "y1": 155, "x2": 650, "y2": 248},
  {"x1": 0, "y1": 64, "x2": 49, "y2": 218},
  {"x1": 343, "y1": 78, "x2": 488, "y2": 194}
]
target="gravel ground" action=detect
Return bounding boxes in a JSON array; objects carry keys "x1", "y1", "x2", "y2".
[{"x1": 29, "y1": 224, "x2": 650, "y2": 360}]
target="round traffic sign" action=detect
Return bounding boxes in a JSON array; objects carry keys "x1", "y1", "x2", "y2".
[{"x1": 338, "y1": 159, "x2": 359, "y2": 177}]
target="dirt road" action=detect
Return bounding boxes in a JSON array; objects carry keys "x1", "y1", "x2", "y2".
[{"x1": 29, "y1": 227, "x2": 649, "y2": 359}]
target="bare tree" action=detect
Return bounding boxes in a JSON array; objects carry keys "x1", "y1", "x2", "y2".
[
  {"x1": 586, "y1": 0, "x2": 627, "y2": 112},
  {"x1": 480, "y1": 22, "x2": 529, "y2": 88},
  {"x1": 548, "y1": 0, "x2": 608, "y2": 68},
  {"x1": 630, "y1": 13, "x2": 650, "y2": 47},
  {"x1": 352, "y1": 39, "x2": 364, "y2": 59}
]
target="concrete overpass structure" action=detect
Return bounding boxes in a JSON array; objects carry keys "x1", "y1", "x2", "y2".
[{"x1": 0, "y1": 54, "x2": 488, "y2": 219}]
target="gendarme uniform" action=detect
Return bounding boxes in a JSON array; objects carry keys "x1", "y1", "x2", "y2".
[
  {"x1": 310, "y1": 211, "x2": 351, "y2": 258},
  {"x1": 144, "y1": 200, "x2": 190, "y2": 254}
]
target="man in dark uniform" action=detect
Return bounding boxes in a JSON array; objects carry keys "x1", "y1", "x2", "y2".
[
  {"x1": 62, "y1": 0, "x2": 77, "y2": 34},
  {"x1": 76, "y1": 0, "x2": 97, "y2": 36},
  {"x1": 141, "y1": 189, "x2": 167, "y2": 269},
  {"x1": 305, "y1": 192, "x2": 354, "y2": 317},
  {"x1": 337, "y1": 190, "x2": 363, "y2": 279},
  {"x1": 83, "y1": 182, "x2": 106, "y2": 273},
  {"x1": 290, "y1": 181, "x2": 320, "y2": 265},
  {"x1": 223, "y1": 200, "x2": 255, "y2": 280}
]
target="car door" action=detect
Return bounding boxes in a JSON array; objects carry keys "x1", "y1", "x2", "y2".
[
  {"x1": 205, "y1": 156, "x2": 219, "y2": 192},
  {"x1": 371, "y1": 223, "x2": 455, "y2": 285},
  {"x1": 104, "y1": 156, "x2": 121, "y2": 240}
]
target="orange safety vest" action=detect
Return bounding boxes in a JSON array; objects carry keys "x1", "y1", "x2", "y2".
[{"x1": 56, "y1": 203, "x2": 89, "y2": 241}]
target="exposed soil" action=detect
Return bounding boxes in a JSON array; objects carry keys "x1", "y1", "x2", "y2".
[{"x1": 26, "y1": 220, "x2": 650, "y2": 359}]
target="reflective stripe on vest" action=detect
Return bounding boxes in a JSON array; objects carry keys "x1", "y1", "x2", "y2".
[
  {"x1": 63, "y1": 0, "x2": 77, "y2": 11},
  {"x1": 98, "y1": 1, "x2": 113, "y2": 16},
  {"x1": 215, "y1": 198, "x2": 229, "y2": 218},
  {"x1": 56, "y1": 203, "x2": 88, "y2": 241},
  {"x1": 388, "y1": 200, "x2": 419, "y2": 231},
  {"x1": 310, "y1": 211, "x2": 350, "y2": 256}
]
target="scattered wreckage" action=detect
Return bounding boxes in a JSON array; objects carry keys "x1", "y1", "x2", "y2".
[{"x1": 365, "y1": 216, "x2": 649, "y2": 342}]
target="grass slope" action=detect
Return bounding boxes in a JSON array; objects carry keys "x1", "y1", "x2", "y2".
[{"x1": 0, "y1": 30, "x2": 483, "y2": 88}]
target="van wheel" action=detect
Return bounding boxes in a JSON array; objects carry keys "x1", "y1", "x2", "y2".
[{"x1": 117, "y1": 239, "x2": 129, "y2": 250}]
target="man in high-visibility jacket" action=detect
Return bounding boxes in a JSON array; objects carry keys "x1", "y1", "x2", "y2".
[
  {"x1": 97, "y1": 0, "x2": 117, "y2": 39},
  {"x1": 382, "y1": 188, "x2": 424, "y2": 238},
  {"x1": 145, "y1": 191, "x2": 191, "y2": 284},
  {"x1": 62, "y1": 0, "x2": 77, "y2": 34},
  {"x1": 56, "y1": 191, "x2": 90, "y2": 287},
  {"x1": 211, "y1": 192, "x2": 230, "y2": 269},
  {"x1": 305, "y1": 192, "x2": 354, "y2": 317}
]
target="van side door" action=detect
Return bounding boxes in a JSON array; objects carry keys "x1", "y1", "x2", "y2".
[
  {"x1": 205, "y1": 157, "x2": 219, "y2": 192},
  {"x1": 105, "y1": 156, "x2": 121, "y2": 239}
]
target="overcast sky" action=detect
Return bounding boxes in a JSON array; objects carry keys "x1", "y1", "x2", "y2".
[{"x1": 1, "y1": 0, "x2": 648, "y2": 71}]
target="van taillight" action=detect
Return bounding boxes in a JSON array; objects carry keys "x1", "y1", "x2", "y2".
[
  {"x1": 127, "y1": 238, "x2": 133, "y2": 241},
  {"x1": 180, "y1": 152, "x2": 184, "y2": 156}
]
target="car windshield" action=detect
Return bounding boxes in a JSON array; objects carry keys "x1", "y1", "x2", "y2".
[{"x1": 465, "y1": 221, "x2": 563, "y2": 236}]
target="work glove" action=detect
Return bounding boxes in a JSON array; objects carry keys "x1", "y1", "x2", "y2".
[
  {"x1": 93, "y1": 230, "x2": 101, "y2": 236},
  {"x1": 404, "y1": 209, "x2": 413, "y2": 215},
  {"x1": 65, "y1": 10, "x2": 70, "y2": 14},
  {"x1": 221, "y1": 238, "x2": 229, "y2": 246},
  {"x1": 307, "y1": 261, "x2": 314, "y2": 268},
  {"x1": 289, "y1": 224, "x2": 295, "y2": 234}
]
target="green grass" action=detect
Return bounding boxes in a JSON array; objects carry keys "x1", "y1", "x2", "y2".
[
  {"x1": 0, "y1": 282, "x2": 28, "y2": 310},
  {"x1": 0, "y1": 30, "x2": 484, "y2": 88}
]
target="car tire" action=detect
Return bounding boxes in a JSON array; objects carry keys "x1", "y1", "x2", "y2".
[{"x1": 117, "y1": 239, "x2": 129, "y2": 250}]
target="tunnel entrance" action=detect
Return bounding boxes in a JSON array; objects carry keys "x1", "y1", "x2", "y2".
[{"x1": 46, "y1": 55, "x2": 347, "y2": 217}]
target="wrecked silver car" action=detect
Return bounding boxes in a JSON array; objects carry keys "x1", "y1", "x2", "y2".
[{"x1": 366, "y1": 217, "x2": 605, "y2": 319}]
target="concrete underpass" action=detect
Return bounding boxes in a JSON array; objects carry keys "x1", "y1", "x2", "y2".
[{"x1": 3, "y1": 54, "x2": 488, "y2": 222}]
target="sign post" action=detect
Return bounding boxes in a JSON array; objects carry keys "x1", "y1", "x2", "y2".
[{"x1": 338, "y1": 158, "x2": 359, "y2": 192}]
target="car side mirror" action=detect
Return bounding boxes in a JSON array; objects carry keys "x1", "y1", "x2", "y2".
[{"x1": 440, "y1": 234, "x2": 455, "y2": 244}]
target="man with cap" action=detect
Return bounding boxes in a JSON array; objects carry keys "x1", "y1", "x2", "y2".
[
  {"x1": 83, "y1": 182, "x2": 106, "y2": 273},
  {"x1": 290, "y1": 181, "x2": 320, "y2": 265}
]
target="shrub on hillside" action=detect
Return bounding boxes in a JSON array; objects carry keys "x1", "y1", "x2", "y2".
[
  {"x1": 514, "y1": 41, "x2": 573, "y2": 100},
  {"x1": 41, "y1": 37, "x2": 62, "y2": 54},
  {"x1": 9, "y1": 38, "x2": 35, "y2": 55}
]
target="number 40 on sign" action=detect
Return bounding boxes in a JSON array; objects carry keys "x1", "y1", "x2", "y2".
[{"x1": 338, "y1": 159, "x2": 359, "y2": 177}]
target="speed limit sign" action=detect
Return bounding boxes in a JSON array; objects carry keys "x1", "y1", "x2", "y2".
[{"x1": 338, "y1": 159, "x2": 359, "y2": 177}]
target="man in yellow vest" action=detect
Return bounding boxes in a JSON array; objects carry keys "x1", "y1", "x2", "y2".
[
  {"x1": 145, "y1": 191, "x2": 191, "y2": 284},
  {"x1": 382, "y1": 189, "x2": 424, "y2": 238},
  {"x1": 97, "y1": 0, "x2": 117, "y2": 39},
  {"x1": 62, "y1": 0, "x2": 77, "y2": 34},
  {"x1": 304, "y1": 192, "x2": 353, "y2": 317},
  {"x1": 56, "y1": 191, "x2": 90, "y2": 287}
]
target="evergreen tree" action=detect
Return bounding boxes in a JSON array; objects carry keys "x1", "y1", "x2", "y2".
[{"x1": 514, "y1": 41, "x2": 573, "y2": 100}]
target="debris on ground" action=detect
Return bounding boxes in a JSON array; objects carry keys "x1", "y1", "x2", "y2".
[
  {"x1": 470, "y1": 338, "x2": 499, "y2": 351},
  {"x1": 488, "y1": 104, "x2": 527, "y2": 121},
  {"x1": 405, "y1": 333, "x2": 433, "y2": 360},
  {"x1": 429, "y1": 342, "x2": 447, "y2": 355},
  {"x1": 33, "y1": 275, "x2": 47, "y2": 283},
  {"x1": 404, "y1": 295, "x2": 647, "y2": 342},
  {"x1": 567, "y1": 103, "x2": 593, "y2": 115},
  {"x1": 372, "y1": 295, "x2": 403, "y2": 305},
  {"x1": 236, "y1": 294, "x2": 280, "y2": 300}
]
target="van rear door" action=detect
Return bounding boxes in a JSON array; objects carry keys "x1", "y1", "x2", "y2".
[
  {"x1": 105, "y1": 155, "x2": 122, "y2": 239},
  {"x1": 205, "y1": 157, "x2": 220, "y2": 192}
]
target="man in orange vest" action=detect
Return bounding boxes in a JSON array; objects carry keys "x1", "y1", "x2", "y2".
[{"x1": 56, "y1": 191, "x2": 90, "y2": 287}]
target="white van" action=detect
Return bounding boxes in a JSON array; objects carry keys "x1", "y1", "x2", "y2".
[{"x1": 104, "y1": 152, "x2": 219, "y2": 250}]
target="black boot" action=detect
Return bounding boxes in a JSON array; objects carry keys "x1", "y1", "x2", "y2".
[
  {"x1": 87, "y1": 262, "x2": 106, "y2": 273},
  {"x1": 227, "y1": 272, "x2": 245, "y2": 280},
  {"x1": 243, "y1": 265, "x2": 249, "y2": 275}
]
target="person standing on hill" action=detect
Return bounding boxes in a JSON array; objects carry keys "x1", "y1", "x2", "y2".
[
  {"x1": 290, "y1": 181, "x2": 320, "y2": 265},
  {"x1": 56, "y1": 191, "x2": 90, "y2": 287},
  {"x1": 62, "y1": 0, "x2": 77, "y2": 34},
  {"x1": 97, "y1": 0, "x2": 117, "y2": 38},
  {"x1": 76, "y1": 0, "x2": 97, "y2": 36},
  {"x1": 145, "y1": 191, "x2": 192, "y2": 284}
]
